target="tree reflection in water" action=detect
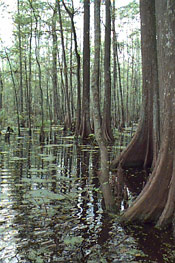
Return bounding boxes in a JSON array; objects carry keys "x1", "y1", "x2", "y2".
[{"x1": 0, "y1": 128, "x2": 174, "y2": 263}]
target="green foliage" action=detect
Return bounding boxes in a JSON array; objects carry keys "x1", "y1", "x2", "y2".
[
  {"x1": 118, "y1": 0, "x2": 139, "y2": 19},
  {"x1": 64, "y1": 236, "x2": 83, "y2": 246}
]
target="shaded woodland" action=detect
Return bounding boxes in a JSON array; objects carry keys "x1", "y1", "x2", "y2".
[
  {"x1": 0, "y1": 0, "x2": 141, "y2": 138},
  {"x1": 1, "y1": 1, "x2": 175, "y2": 262},
  {"x1": 0, "y1": 0, "x2": 175, "y2": 233}
]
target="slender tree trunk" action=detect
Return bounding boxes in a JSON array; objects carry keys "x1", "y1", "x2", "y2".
[
  {"x1": 52, "y1": 4, "x2": 59, "y2": 124},
  {"x1": 0, "y1": 69, "x2": 3, "y2": 111},
  {"x1": 62, "y1": 0, "x2": 81, "y2": 134},
  {"x1": 6, "y1": 52, "x2": 20, "y2": 136},
  {"x1": 116, "y1": 42, "x2": 125, "y2": 128},
  {"x1": 69, "y1": 32, "x2": 74, "y2": 120},
  {"x1": 79, "y1": 0, "x2": 92, "y2": 139},
  {"x1": 24, "y1": 57, "x2": 29, "y2": 130},
  {"x1": 17, "y1": 0, "x2": 24, "y2": 126},
  {"x1": 28, "y1": 19, "x2": 33, "y2": 136},
  {"x1": 29, "y1": 0, "x2": 45, "y2": 141},
  {"x1": 126, "y1": 43, "x2": 130, "y2": 125},
  {"x1": 112, "y1": 0, "x2": 118, "y2": 128},
  {"x1": 58, "y1": 53, "x2": 65, "y2": 123},
  {"x1": 57, "y1": 1, "x2": 71, "y2": 130},
  {"x1": 102, "y1": 0, "x2": 114, "y2": 143},
  {"x1": 92, "y1": 0, "x2": 115, "y2": 212}
]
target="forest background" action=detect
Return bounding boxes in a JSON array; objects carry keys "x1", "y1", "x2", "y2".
[{"x1": 0, "y1": 0, "x2": 140, "y2": 139}]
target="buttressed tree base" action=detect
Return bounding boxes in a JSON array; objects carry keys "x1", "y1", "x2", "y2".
[{"x1": 112, "y1": 0, "x2": 175, "y2": 228}]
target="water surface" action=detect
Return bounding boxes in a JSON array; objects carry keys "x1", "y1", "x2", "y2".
[{"x1": 0, "y1": 127, "x2": 175, "y2": 263}]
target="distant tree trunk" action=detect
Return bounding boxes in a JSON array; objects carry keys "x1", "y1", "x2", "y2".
[
  {"x1": 126, "y1": 43, "x2": 130, "y2": 124},
  {"x1": 80, "y1": 0, "x2": 92, "y2": 139},
  {"x1": 116, "y1": 42, "x2": 125, "y2": 128},
  {"x1": 24, "y1": 57, "x2": 30, "y2": 131},
  {"x1": 17, "y1": 0, "x2": 24, "y2": 126},
  {"x1": 35, "y1": 32, "x2": 44, "y2": 142},
  {"x1": 57, "y1": 1, "x2": 71, "y2": 130},
  {"x1": 52, "y1": 4, "x2": 59, "y2": 124},
  {"x1": 92, "y1": 0, "x2": 115, "y2": 212},
  {"x1": 28, "y1": 18, "x2": 33, "y2": 136},
  {"x1": 118, "y1": 0, "x2": 175, "y2": 228},
  {"x1": 57, "y1": 52, "x2": 65, "y2": 122},
  {"x1": 92, "y1": 0, "x2": 102, "y2": 132},
  {"x1": 0, "y1": 69, "x2": 3, "y2": 111},
  {"x1": 69, "y1": 33, "x2": 74, "y2": 120},
  {"x1": 112, "y1": 0, "x2": 118, "y2": 128},
  {"x1": 6, "y1": 52, "x2": 20, "y2": 136},
  {"x1": 102, "y1": 0, "x2": 114, "y2": 143},
  {"x1": 29, "y1": 0, "x2": 45, "y2": 141},
  {"x1": 46, "y1": 77, "x2": 52, "y2": 127},
  {"x1": 62, "y1": 0, "x2": 81, "y2": 135},
  {"x1": 111, "y1": 0, "x2": 158, "y2": 169}
]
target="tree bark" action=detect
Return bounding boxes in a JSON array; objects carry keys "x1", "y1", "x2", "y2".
[
  {"x1": 57, "y1": 1, "x2": 72, "y2": 130},
  {"x1": 80, "y1": 0, "x2": 92, "y2": 139},
  {"x1": 102, "y1": 0, "x2": 114, "y2": 143},
  {"x1": 121, "y1": 0, "x2": 175, "y2": 227},
  {"x1": 17, "y1": 0, "x2": 24, "y2": 126},
  {"x1": 0, "y1": 69, "x2": 3, "y2": 111},
  {"x1": 112, "y1": 0, "x2": 119, "y2": 128},
  {"x1": 52, "y1": 4, "x2": 59, "y2": 124},
  {"x1": 29, "y1": 0, "x2": 45, "y2": 141},
  {"x1": 6, "y1": 51, "x2": 21, "y2": 136},
  {"x1": 111, "y1": 0, "x2": 159, "y2": 169},
  {"x1": 62, "y1": 0, "x2": 81, "y2": 135},
  {"x1": 116, "y1": 42, "x2": 125, "y2": 128},
  {"x1": 92, "y1": 0, "x2": 115, "y2": 212}
]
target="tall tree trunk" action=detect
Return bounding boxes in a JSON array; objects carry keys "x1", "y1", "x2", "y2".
[
  {"x1": 62, "y1": 0, "x2": 81, "y2": 135},
  {"x1": 92, "y1": 0, "x2": 115, "y2": 212},
  {"x1": 57, "y1": 1, "x2": 71, "y2": 130},
  {"x1": 102, "y1": 0, "x2": 114, "y2": 143},
  {"x1": 29, "y1": 0, "x2": 45, "y2": 141},
  {"x1": 0, "y1": 69, "x2": 3, "y2": 111},
  {"x1": 80, "y1": 0, "x2": 92, "y2": 139},
  {"x1": 116, "y1": 42, "x2": 125, "y2": 128},
  {"x1": 6, "y1": 52, "x2": 20, "y2": 136},
  {"x1": 69, "y1": 32, "x2": 74, "y2": 120},
  {"x1": 17, "y1": 0, "x2": 24, "y2": 126},
  {"x1": 24, "y1": 57, "x2": 29, "y2": 131},
  {"x1": 111, "y1": 0, "x2": 159, "y2": 169},
  {"x1": 28, "y1": 18, "x2": 33, "y2": 136},
  {"x1": 120, "y1": 0, "x2": 175, "y2": 228},
  {"x1": 112, "y1": 0, "x2": 118, "y2": 128},
  {"x1": 52, "y1": 4, "x2": 59, "y2": 124}
]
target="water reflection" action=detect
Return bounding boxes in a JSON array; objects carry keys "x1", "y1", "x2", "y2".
[{"x1": 0, "y1": 129, "x2": 175, "y2": 263}]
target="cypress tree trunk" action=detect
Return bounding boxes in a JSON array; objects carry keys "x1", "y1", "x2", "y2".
[
  {"x1": 62, "y1": 0, "x2": 81, "y2": 135},
  {"x1": 52, "y1": 4, "x2": 59, "y2": 124},
  {"x1": 79, "y1": 0, "x2": 92, "y2": 139},
  {"x1": 102, "y1": 0, "x2": 114, "y2": 143},
  {"x1": 92, "y1": 0, "x2": 115, "y2": 212},
  {"x1": 57, "y1": 1, "x2": 71, "y2": 130},
  {"x1": 17, "y1": 0, "x2": 24, "y2": 126},
  {"x1": 111, "y1": 0, "x2": 159, "y2": 169},
  {"x1": 120, "y1": 0, "x2": 175, "y2": 228},
  {"x1": 0, "y1": 69, "x2": 3, "y2": 111}
]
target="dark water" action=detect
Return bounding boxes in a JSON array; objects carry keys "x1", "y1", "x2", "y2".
[{"x1": 0, "y1": 127, "x2": 175, "y2": 263}]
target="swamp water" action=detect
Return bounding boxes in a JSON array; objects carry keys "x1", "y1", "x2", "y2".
[{"x1": 0, "y1": 127, "x2": 175, "y2": 263}]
